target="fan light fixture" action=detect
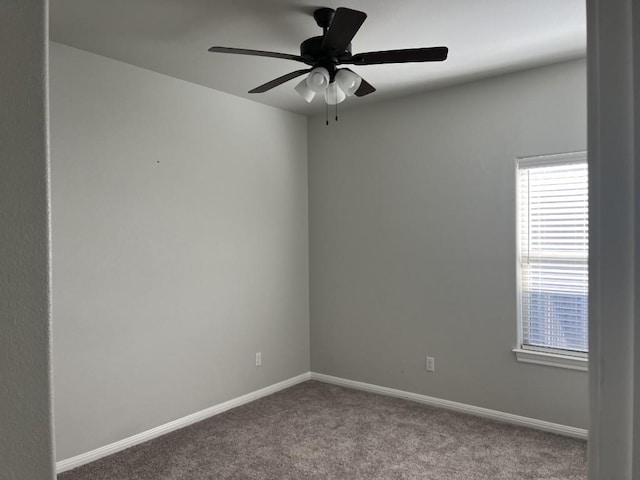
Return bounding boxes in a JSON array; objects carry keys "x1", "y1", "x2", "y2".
[
  {"x1": 306, "y1": 67, "x2": 330, "y2": 93},
  {"x1": 324, "y1": 81, "x2": 346, "y2": 105},
  {"x1": 335, "y1": 69, "x2": 362, "y2": 96},
  {"x1": 294, "y1": 79, "x2": 316, "y2": 103},
  {"x1": 295, "y1": 67, "x2": 360, "y2": 104}
]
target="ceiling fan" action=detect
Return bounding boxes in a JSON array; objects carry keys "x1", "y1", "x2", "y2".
[{"x1": 208, "y1": 7, "x2": 448, "y2": 105}]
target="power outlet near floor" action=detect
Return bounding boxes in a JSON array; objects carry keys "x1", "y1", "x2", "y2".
[
  {"x1": 426, "y1": 356, "x2": 435, "y2": 372},
  {"x1": 255, "y1": 352, "x2": 262, "y2": 367}
]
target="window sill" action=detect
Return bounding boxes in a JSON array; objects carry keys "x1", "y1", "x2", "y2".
[{"x1": 513, "y1": 348, "x2": 588, "y2": 371}]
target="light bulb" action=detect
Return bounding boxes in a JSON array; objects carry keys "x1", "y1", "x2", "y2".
[
  {"x1": 335, "y1": 69, "x2": 362, "y2": 96},
  {"x1": 306, "y1": 67, "x2": 330, "y2": 93},
  {"x1": 294, "y1": 79, "x2": 316, "y2": 103},
  {"x1": 324, "y1": 82, "x2": 346, "y2": 105}
]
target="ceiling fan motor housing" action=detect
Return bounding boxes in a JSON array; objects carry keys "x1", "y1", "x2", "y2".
[
  {"x1": 300, "y1": 36, "x2": 352, "y2": 68},
  {"x1": 301, "y1": 7, "x2": 354, "y2": 77}
]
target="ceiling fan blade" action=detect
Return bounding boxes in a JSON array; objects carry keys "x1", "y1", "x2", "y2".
[
  {"x1": 354, "y1": 78, "x2": 376, "y2": 97},
  {"x1": 248, "y1": 69, "x2": 311, "y2": 94},
  {"x1": 321, "y1": 7, "x2": 367, "y2": 53},
  {"x1": 208, "y1": 46, "x2": 311, "y2": 65},
  {"x1": 348, "y1": 46, "x2": 448, "y2": 65}
]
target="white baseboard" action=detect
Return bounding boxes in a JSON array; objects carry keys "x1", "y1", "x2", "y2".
[
  {"x1": 310, "y1": 372, "x2": 588, "y2": 440},
  {"x1": 57, "y1": 370, "x2": 587, "y2": 473},
  {"x1": 56, "y1": 372, "x2": 311, "y2": 474}
]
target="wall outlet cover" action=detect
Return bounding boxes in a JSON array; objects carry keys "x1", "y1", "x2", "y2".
[{"x1": 426, "y1": 356, "x2": 435, "y2": 372}]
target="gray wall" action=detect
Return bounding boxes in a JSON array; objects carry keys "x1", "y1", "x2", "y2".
[
  {"x1": 309, "y1": 59, "x2": 588, "y2": 428},
  {"x1": 0, "y1": 1, "x2": 55, "y2": 478},
  {"x1": 50, "y1": 43, "x2": 309, "y2": 460}
]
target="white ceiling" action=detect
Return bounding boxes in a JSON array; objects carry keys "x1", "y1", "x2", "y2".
[{"x1": 50, "y1": 0, "x2": 586, "y2": 116}]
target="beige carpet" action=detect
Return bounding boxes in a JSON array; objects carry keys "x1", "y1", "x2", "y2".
[{"x1": 58, "y1": 381, "x2": 587, "y2": 479}]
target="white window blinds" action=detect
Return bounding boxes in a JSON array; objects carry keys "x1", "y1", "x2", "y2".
[{"x1": 518, "y1": 154, "x2": 588, "y2": 354}]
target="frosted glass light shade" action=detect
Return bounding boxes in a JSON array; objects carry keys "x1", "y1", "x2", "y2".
[
  {"x1": 335, "y1": 69, "x2": 362, "y2": 96},
  {"x1": 306, "y1": 67, "x2": 330, "y2": 93},
  {"x1": 294, "y1": 79, "x2": 316, "y2": 103},
  {"x1": 324, "y1": 82, "x2": 346, "y2": 105}
]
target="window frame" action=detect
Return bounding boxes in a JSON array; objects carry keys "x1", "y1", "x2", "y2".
[{"x1": 514, "y1": 151, "x2": 589, "y2": 371}]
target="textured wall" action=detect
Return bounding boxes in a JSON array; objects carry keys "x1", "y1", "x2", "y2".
[
  {"x1": 50, "y1": 43, "x2": 309, "y2": 460},
  {"x1": 0, "y1": 1, "x2": 55, "y2": 479},
  {"x1": 586, "y1": 0, "x2": 640, "y2": 476},
  {"x1": 309, "y1": 59, "x2": 588, "y2": 428}
]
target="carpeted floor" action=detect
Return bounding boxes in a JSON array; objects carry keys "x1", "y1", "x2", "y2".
[{"x1": 58, "y1": 381, "x2": 587, "y2": 480}]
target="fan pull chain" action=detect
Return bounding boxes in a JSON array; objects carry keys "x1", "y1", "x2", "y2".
[
  {"x1": 335, "y1": 100, "x2": 338, "y2": 122},
  {"x1": 326, "y1": 101, "x2": 329, "y2": 126}
]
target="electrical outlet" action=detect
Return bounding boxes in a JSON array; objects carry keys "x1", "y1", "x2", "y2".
[
  {"x1": 255, "y1": 352, "x2": 262, "y2": 367},
  {"x1": 426, "y1": 356, "x2": 435, "y2": 372}
]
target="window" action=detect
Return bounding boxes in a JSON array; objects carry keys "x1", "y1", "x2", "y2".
[{"x1": 514, "y1": 152, "x2": 588, "y2": 370}]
